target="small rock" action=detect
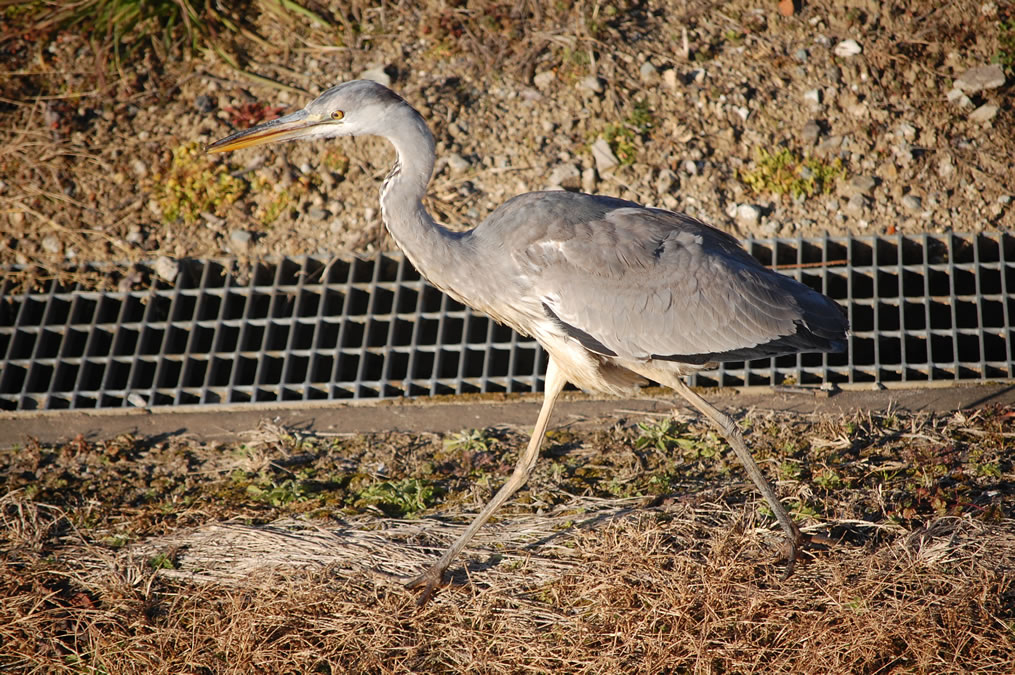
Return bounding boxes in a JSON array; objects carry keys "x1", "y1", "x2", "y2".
[
  {"x1": 229, "y1": 229, "x2": 252, "y2": 253},
  {"x1": 581, "y1": 167, "x2": 597, "y2": 193},
  {"x1": 307, "y1": 207, "x2": 329, "y2": 221},
  {"x1": 802, "y1": 119, "x2": 822, "y2": 145},
  {"x1": 41, "y1": 234, "x2": 62, "y2": 254},
  {"x1": 833, "y1": 39, "x2": 862, "y2": 57},
  {"x1": 577, "y1": 75, "x2": 603, "y2": 94},
  {"x1": 446, "y1": 152, "x2": 470, "y2": 173},
  {"x1": 779, "y1": 0, "x2": 796, "y2": 16},
  {"x1": 194, "y1": 94, "x2": 215, "y2": 113},
  {"x1": 937, "y1": 155, "x2": 955, "y2": 178},
  {"x1": 849, "y1": 175, "x2": 877, "y2": 196},
  {"x1": 590, "y1": 139, "x2": 619, "y2": 173},
  {"x1": 953, "y1": 64, "x2": 1006, "y2": 94},
  {"x1": 364, "y1": 207, "x2": 377, "y2": 221},
  {"x1": 946, "y1": 87, "x2": 974, "y2": 108},
  {"x1": 803, "y1": 88, "x2": 822, "y2": 105},
  {"x1": 735, "y1": 204, "x2": 761, "y2": 227},
  {"x1": 662, "y1": 69, "x2": 678, "y2": 89},
  {"x1": 359, "y1": 66, "x2": 391, "y2": 87},
  {"x1": 125, "y1": 226, "x2": 143, "y2": 245},
  {"x1": 682, "y1": 159, "x2": 700, "y2": 176},
  {"x1": 969, "y1": 103, "x2": 999, "y2": 123},
  {"x1": 152, "y1": 256, "x2": 179, "y2": 284},
  {"x1": 845, "y1": 193, "x2": 867, "y2": 217},
  {"x1": 639, "y1": 61, "x2": 658, "y2": 82},
  {"x1": 533, "y1": 71, "x2": 556, "y2": 91},
  {"x1": 793, "y1": 48, "x2": 809, "y2": 63},
  {"x1": 130, "y1": 159, "x2": 148, "y2": 178},
  {"x1": 655, "y1": 169, "x2": 676, "y2": 195},
  {"x1": 901, "y1": 194, "x2": 922, "y2": 211},
  {"x1": 548, "y1": 163, "x2": 580, "y2": 189},
  {"x1": 897, "y1": 122, "x2": 917, "y2": 141}
]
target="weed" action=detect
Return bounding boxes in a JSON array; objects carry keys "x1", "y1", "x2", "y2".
[
  {"x1": 739, "y1": 147, "x2": 844, "y2": 199},
  {"x1": 153, "y1": 142, "x2": 246, "y2": 225},
  {"x1": 995, "y1": 14, "x2": 1015, "y2": 73},
  {"x1": 351, "y1": 478, "x2": 442, "y2": 518},
  {"x1": 149, "y1": 552, "x2": 175, "y2": 570},
  {"x1": 634, "y1": 419, "x2": 689, "y2": 452},
  {"x1": 599, "y1": 100, "x2": 655, "y2": 166},
  {"x1": 444, "y1": 429, "x2": 493, "y2": 454}
]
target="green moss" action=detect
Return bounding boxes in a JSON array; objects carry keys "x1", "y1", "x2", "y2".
[
  {"x1": 154, "y1": 142, "x2": 246, "y2": 225},
  {"x1": 739, "y1": 147, "x2": 844, "y2": 199}
]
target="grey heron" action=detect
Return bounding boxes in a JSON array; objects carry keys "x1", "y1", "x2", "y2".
[{"x1": 209, "y1": 80, "x2": 848, "y2": 603}]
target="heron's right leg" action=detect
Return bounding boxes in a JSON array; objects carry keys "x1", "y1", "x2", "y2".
[
  {"x1": 661, "y1": 376, "x2": 803, "y2": 576},
  {"x1": 406, "y1": 357, "x2": 569, "y2": 604}
]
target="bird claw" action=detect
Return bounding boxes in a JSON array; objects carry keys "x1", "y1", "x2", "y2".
[
  {"x1": 405, "y1": 566, "x2": 447, "y2": 606},
  {"x1": 778, "y1": 530, "x2": 835, "y2": 579}
]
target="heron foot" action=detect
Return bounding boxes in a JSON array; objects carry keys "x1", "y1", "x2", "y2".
[
  {"x1": 778, "y1": 530, "x2": 836, "y2": 579},
  {"x1": 405, "y1": 564, "x2": 447, "y2": 606}
]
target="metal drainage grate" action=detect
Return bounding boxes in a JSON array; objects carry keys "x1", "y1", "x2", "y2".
[{"x1": 1, "y1": 232, "x2": 1013, "y2": 412}]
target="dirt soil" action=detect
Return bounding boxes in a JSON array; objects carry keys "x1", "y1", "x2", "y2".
[
  {"x1": 3, "y1": 1, "x2": 1015, "y2": 672},
  {"x1": 2, "y1": 0, "x2": 1013, "y2": 280}
]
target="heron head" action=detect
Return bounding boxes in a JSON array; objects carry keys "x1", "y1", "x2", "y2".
[{"x1": 207, "y1": 79, "x2": 406, "y2": 153}]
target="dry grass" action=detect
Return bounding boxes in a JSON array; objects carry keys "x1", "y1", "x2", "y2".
[{"x1": 2, "y1": 407, "x2": 1014, "y2": 673}]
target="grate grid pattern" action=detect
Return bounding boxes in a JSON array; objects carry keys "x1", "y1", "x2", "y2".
[{"x1": 2, "y1": 232, "x2": 1013, "y2": 411}]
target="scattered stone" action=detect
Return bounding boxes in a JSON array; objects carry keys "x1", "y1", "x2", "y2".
[
  {"x1": 735, "y1": 204, "x2": 761, "y2": 226},
  {"x1": 307, "y1": 207, "x2": 329, "y2": 221},
  {"x1": 682, "y1": 159, "x2": 700, "y2": 176},
  {"x1": 662, "y1": 69, "x2": 678, "y2": 89},
  {"x1": 533, "y1": 71, "x2": 556, "y2": 91},
  {"x1": 194, "y1": 94, "x2": 215, "y2": 113},
  {"x1": 793, "y1": 48, "x2": 809, "y2": 63},
  {"x1": 229, "y1": 229, "x2": 251, "y2": 253},
  {"x1": 897, "y1": 122, "x2": 917, "y2": 141},
  {"x1": 639, "y1": 62, "x2": 658, "y2": 82},
  {"x1": 364, "y1": 207, "x2": 377, "y2": 221},
  {"x1": 581, "y1": 168, "x2": 597, "y2": 193},
  {"x1": 655, "y1": 169, "x2": 676, "y2": 196},
  {"x1": 802, "y1": 119, "x2": 822, "y2": 145},
  {"x1": 41, "y1": 235, "x2": 62, "y2": 254},
  {"x1": 803, "y1": 88, "x2": 822, "y2": 105},
  {"x1": 833, "y1": 39, "x2": 862, "y2": 57},
  {"x1": 590, "y1": 139, "x2": 619, "y2": 173},
  {"x1": 130, "y1": 159, "x2": 148, "y2": 178},
  {"x1": 937, "y1": 155, "x2": 955, "y2": 178},
  {"x1": 946, "y1": 87, "x2": 974, "y2": 108},
  {"x1": 152, "y1": 256, "x2": 179, "y2": 284},
  {"x1": 845, "y1": 193, "x2": 867, "y2": 217},
  {"x1": 358, "y1": 66, "x2": 391, "y2": 87},
  {"x1": 848, "y1": 175, "x2": 877, "y2": 196},
  {"x1": 578, "y1": 75, "x2": 603, "y2": 94},
  {"x1": 969, "y1": 103, "x2": 999, "y2": 123},
  {"x1": 778, "y1": 0, "x2": 796, "y2": 16},
  {"x1": 446, "y1": 152, "x2": 470, "y2": 173},
  {"x1": 547, "y1": 163, "x2": 580, "y2": 189},
  {"x1": 901, "y1": 194, "x2": 922, "y2": 211},
  {"x1": 125, "y1": 226, "x2": 143, "y2": 245},
  {"x1": 953, "y1": 64, "x2": 1006, "y2": 94}
]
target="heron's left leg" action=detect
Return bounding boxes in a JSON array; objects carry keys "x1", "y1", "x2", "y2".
[
  {"x1": 662, "y1": 376, "x2": 804, "y2": 576},
  {"x1": 407, "y1": 357, "x2": 569, "y2": 604}
]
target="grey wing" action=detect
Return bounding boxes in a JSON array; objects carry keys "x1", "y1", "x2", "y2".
[{"x1": 519, "y1": 207, "x2": 848, "y2": 364}]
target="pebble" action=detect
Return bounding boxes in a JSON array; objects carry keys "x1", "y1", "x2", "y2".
[
  {"x1": 953, "y1": 64, "x2": 1006, "y2": 94},
  {"x1": 194, "y1": 94, "x2": 215, "y2": 113},
  {"x1": 735, "y1": 204, "x2": 761, "y2": 226},
  {"x1": 577, "y1": 75, "x2": 603, "y2": 94},
  {"x1": 803, "y1": 88, "x2": 822, "y2": 105},
  {"x1": 639, "y1": 62, "x2": 658, "y2": 82},
  {"x1": 662, "y1": 69, "x2": 678, "y2": 89},
  {"x1": 802, "y1": 119, "x2": 822, "y2": 145},
  {"x1": 937, "y1": 155, "x2": 955, "y2": 178},
  {"x1": 845, "y1": 193, "x2": 867, "y2": 217},
  {"x1": 41, "y1": 235, "x2": 62, "y2": 254},
  {"x1": 229, "y1": 229, "x2": 252, "y2": 253},
  {"x1": 793, "y1": 48, "x2": 809, "y2": 63},
  {"x1": 130, "y1": 159, "x2": 148, "y2": 178},
  {"x1": 682, "y1": 159, "x2": 700, "y2": 175},
  {"x1": 833, "y1": 39, "x2": 863, "y2": 57},
  {"x1": 590, "y1": 138, "x2": 619, "y2": 173},
  {"x1": 849, "y1": 175, "x2": 877, "y2": 196},
  {"x1": 446, "y1": 152, "x2": 470, "y2": 173},
  {"x1": 359, "y1": 66, "x2": 391, "y2": 87},
  {"x1": 897, "y1": 122, "x2": 917, "y2": 141},
  {"x1": 533, "y1": 71, "x2": 556, "y2": 91},
  {"x1": 152, "y1": 256, "x2": 179, "y2": 284},
  {"x1": 307, "y1": 207, "x2": 329, "y2": 221},
  {"x1": 901, "y1": 194, "x2": 922, "y2": 211},
  {"x1": 548, "y1": 163, "x2": 580, "y2": 189},
  {"x1": 581, "y1": 167, "x2": 597, "y2": 193},
  {"x1": 969, "y1": 103, "x2": 999, "y2": 123},
  {"x1": 364, "y1": 207, "x2": 377, "y2": 221},
  {"x1": 946, "y1": 88, "x2": 973, "y2": 108}
]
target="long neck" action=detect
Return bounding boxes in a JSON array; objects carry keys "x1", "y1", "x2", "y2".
[{"x1": 379, "y1": 107, "x2": 465, "y2": 291}]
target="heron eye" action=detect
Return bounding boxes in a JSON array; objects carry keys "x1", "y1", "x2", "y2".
[{"x1": 331, "y1": 110, "x2": 345, "y2": 121}]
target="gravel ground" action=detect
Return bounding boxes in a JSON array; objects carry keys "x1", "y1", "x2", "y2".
[{"x1": 2, "y1": 0, "x2": 1013, "y2": 278}]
